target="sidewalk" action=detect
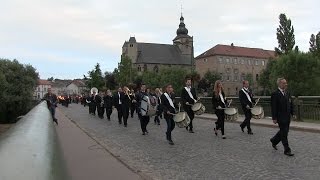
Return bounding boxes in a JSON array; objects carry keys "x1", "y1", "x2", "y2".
[
  {"x1": 196, "y1": 113, "x2": 320, "y2": 133},
  {"x1": 54, "y1": 110, "x2": 144, "y2": 180}
]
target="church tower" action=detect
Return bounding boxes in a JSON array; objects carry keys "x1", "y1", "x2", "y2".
[{"x1": 173, "y1": 15, "x2": 194, "y2": 65}]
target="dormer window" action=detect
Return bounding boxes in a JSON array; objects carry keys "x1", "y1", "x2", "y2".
[{"x1": 130, "y1": 44, "x2": 133, "y2": 47}]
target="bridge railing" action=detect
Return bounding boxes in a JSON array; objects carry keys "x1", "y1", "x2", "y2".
[
  {"x1": 175, "y1": 96, "x2": 320, "y2": 122},
  {"x1": 0, "y1": 101, "x2": 68, "y2": 180}
]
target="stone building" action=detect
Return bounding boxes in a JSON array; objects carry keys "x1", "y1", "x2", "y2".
[
  {"x1": 34, "y1": 79, "x2": 51, "y2": 100},
  {"x1": 195, "y1": 44, "x2": 275, "y2": 95},
  {"x1": 121, "y1": 15, "x2": 194, "y2": 73}
]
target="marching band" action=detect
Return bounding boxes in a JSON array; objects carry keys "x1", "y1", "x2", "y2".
[{"x1": 49, "y1": 76, "x2": 294, "y2": 156}]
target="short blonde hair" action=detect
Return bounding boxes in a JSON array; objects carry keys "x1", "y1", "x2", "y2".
[{"x1": 277, "y1": 77, "x2": 285, "y2": 85}]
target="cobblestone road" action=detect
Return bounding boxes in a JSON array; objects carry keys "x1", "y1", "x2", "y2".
[{"x1": 60, "y1": 104, "x2": 320, "y2": 180}]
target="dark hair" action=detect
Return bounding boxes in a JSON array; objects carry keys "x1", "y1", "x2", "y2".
[{"x1": 185, "y1": 77, "x2": 192, "y2": 82}]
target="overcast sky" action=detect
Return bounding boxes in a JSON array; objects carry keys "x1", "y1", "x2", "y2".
[{"x1": 0, "y1": 0, "x2": 319, "y2": 79}]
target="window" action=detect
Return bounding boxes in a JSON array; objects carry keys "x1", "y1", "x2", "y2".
[
  {"x1": 262, "y1": 60, "x2": 265, "y2": 66},
  {"x1": 153, "y1": 65, "x2": 159, "y2": 73},
  {"x1": 219, "y1": 57, "x2": 223, "y2": 63},
  {"x1": 38, "y1": 87, "x2": 40, "y2": 91},
  {"x1": 203, "y1": 59, "x2": 207, "y2": 62},
  {"x1": 234, "y1": 58, "x2": 238, "y2": 64},
  {"x1": 234, "y1": 75, "x2": 238, "y2": 81},
  {"x1": 37, "y1": 93, "x2": 40, "y2": 99},
  {"x1": 44, "y1": 87, "x2": 46, "y2": 92},
  {"x1": 137, "y1": 66, "x2": 141, "y2": 72},
  {"x1": 248, "y1": 59, "x2": 251, "y2": 65},
  {"x1": 241, "y1": 73, "x2": 245, "y2": 81},
  {"x1": 234, "y1": 69, "x2": 239, "y2": 74},
  {"x1": 143, "y1": 64, "x2": 147, "y2": 72},
  {"x1": 241, "y1": 59, "x2": 245, "y2": 64},
  {"x1": 226, "y1": 68, "x2": 231, "y2": 74},
  {"x1": 255, "y1": 60, "x2": 259, "y2": 66},
  {"x1": 130, "y1": 44, "x2": 133, "y2": 47},
  {"x1": 226, "y1": 58, "x2": 230, "y2": 63},
  {"x1": 256, "y1": 74, "x2": 259, "y2": 81},
  {"x1": 235, "y1": 87, "x2": 238, "y2": 95},
  {"x1": 226, "y1": 75, "x2": 230, "y2": 81},
  {"x1": 220, "y1": 73, "x2": 223, "y2": 81}
]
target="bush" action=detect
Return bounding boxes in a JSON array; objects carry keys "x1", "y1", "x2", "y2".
[{"x1": 0, "y1": 59, "x2": 39, "y2": 123}]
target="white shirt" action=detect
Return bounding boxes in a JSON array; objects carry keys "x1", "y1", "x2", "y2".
[
  {"x1": 118, "y1": 92, "x2": 122, "y2": 104},
  {"x1": 219, "y1": 92, "x2": 226, "y2": 105},
  {"x1": 278, "y1": 88, "x2": 285, "y2": 96},
  {"x1": 242, "y1": 87, "x2": 252, "y2": 103}
]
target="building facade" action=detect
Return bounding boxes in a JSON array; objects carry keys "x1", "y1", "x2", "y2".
[
  {"x1": 196, "y1": 44, "x2": 275, "y2": 96},
  {"x1": 121, "y1": 16, "x2": 194, "y2": 73},
  {"x1": 34, "y1": 79, "x2": 51, "y2": 100},
  {"x1": 66, "y1": 80, "x2": 87, "y2": 95}
]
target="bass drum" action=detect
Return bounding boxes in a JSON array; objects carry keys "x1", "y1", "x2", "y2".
[
  {"x1": 191, "y1": 102, "x2": 206, "y2": 115},
  {"x1": 140, "y1": 96, "x2": 157, "y2": 116},
  {"x1": 224, "y1": 107, "x2": 238, "y2": 121},
  {"x1": 173, "y1": 112, "x2": 190, "y2": 128},
  {"x1": 251, "y1": 106, "x2": 264, "y2": 119}
]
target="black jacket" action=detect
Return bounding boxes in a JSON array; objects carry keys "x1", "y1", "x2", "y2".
[
  {"x1": 103, "y1": 95, "x2": 113, "y2": 108},
  {"x1": 113, "y1": 92, "x2": 123, "y2": 108},
  {"x1": 161, "y1": 93, "x2": 176, "y2": 119},
  {"x1": 181, "y1": 87, "x2": 198, "y2": 109},
  {"x1": 121, "y1": 93, "x2": 131, "y2": 107},
  {"x1": 271, "y1": 89, "x2": 294, "y2": 123},
  {"x1": 239, "y1": 88, "x2": 255, "y2": 110},
  {"x1": 212, "y1": 91, "x2": 226, "y2": 112}
]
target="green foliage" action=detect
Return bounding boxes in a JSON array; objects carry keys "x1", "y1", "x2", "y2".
[
  {"x1": 275, "y1": 13, "x2": 297, "y2": 55},
  {"x1": 84, "y1": 63, "x2": 105, "y2": 90},
  {"x1": 309, "y1": 32, "x2": 320, "y2": 57},
  {"x1": 0, "y1": 58, "x2": 39, "y2": 123},
  {"x1": 258, "y1": 59, "x2": 276, "y2": 95},
  {"x1": 198, "y1": 70, "x2": 220, "y2": 93},
  {"x1": 269, "y1": 52, "x2": 320, "y2": 96},
  {"x1": 115, "y1": 55, "x2": 137, "y2": 86},
  {"x1": 104, "y1": 71, "x2": 117, "y2": 90}
]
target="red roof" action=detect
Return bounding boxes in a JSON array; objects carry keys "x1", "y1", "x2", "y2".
[
  {"x1": 196, "y1": 44, "x2": 276, "y2": 59},
  {"x1": 37, "y1": 79, "x2": 51, "y2": 85},
  {"x1": 69, "y1": 80, "x2": 86, "y2": 87}
]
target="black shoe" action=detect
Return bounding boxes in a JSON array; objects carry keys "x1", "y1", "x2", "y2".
[
  {"x1": 168, "y1": 140, "x2": 174, "y2": 145},
  {"x1": 189, "y1": 130, "x2": 194, "y2": 133},
  {"x1": 53, "y1": 118, "x2": 58, "y2": 125},
  {"x1": 145, "y1": 130, "x2": 149, "y2": 134},
  {"x1": 270, "y1": 139, "x2": 278, "y2": 150},
  {"x1": 284, "y1": 151, "x2": 294, "y2": 156},
  {"x1": 107, "y1": 118, "x2": 110, "y2": 121},
  {"x1": 142, "y1": 132, "x2": 146, "y2": 135},
  {"x1": 166, "y1": 133, "x2": 169, "y2": 140},
  {"x1": 124, "y1": 124, "x2": 127, "y2": 127},
  {"x1": 240, "y1": 125, "x2": 244, "y2": 132},
  {"x1": 222, "y1": 135, "x2": 226, "y2": 139},
  {"x1": 119, "y1": 121, "x2": 122, "y2": 124},
  {"x1": 248, "y1": 131, "x2": 253, "y2": 135},
  {"x1": 157, "y1": 123, "x2": 160, "y2": 125},
  {"x1": 214, "y1": 128, "x2": 218, "y2": 136},
  {"x1": 186, "y1": 126, "x2": 189, "y2": 131}
]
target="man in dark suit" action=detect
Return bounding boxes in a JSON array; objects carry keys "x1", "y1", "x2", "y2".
[
  {"x1": 270, "y1": 78, "x2": 295, "y2": 156},
  {"x1": 113, "y1": 87, "x2": 123, "y2": 124},
  {"x1": 181, "y1": 78, "x2": 198, "y2": 133},
  {"x1": 239, "y1": 80, "x2": 255, "y2": 134},
  {"x1": 161, "y1": 84, "x2": 176, "y2": 145}
]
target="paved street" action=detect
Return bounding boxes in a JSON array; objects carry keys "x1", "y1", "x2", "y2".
[{"x1": 59, "y1": 103, "x2": 320, "y2": 180}]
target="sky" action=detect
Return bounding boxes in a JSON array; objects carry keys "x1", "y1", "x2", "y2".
[{"x1": 0, "y1": 0, "x2": 319, "y2": 79}]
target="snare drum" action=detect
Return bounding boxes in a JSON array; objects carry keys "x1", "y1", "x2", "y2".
[
  {"x1": 224, "y1": 107, "x2": 238, "y2": 121},
  {"x1": 191, "y1": 102, "x2": 206, "y2": 115},
  {"x1": 173, "y1": 112, "x2": 191, "y2": 128},
  {"x1": 251, "y1": 106, "x2": 264, "y2": 119}
]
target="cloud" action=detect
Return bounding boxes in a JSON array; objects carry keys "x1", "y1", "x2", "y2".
[{"x1": 0, "y1": 0, "x2": 319, "y2": 79}]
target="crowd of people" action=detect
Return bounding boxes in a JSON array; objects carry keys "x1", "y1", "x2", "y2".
[{"x1": 43, "y1": 77, "x2": 295, "y2": 156}]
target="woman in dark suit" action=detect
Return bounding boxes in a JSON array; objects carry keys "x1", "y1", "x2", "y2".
[{"x1": 212, "y1": 80, "x2": 227, "y2": 139}]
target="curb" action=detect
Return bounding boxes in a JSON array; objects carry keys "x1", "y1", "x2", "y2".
[{"x1": 196, "y1": 115, "x2": 320, "y2": 134}]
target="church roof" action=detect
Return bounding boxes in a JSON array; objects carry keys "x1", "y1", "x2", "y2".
[{"x1": 135, "y1": 43, "x2": 190, "y2": 65}]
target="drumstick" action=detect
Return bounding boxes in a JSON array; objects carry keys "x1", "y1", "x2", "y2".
[
  {"x1": 227, "y1": 99, "x2": 232, "y2": 108},
  {"x1": 254, "y1": 98, "x2": 260, "y2": 107}
]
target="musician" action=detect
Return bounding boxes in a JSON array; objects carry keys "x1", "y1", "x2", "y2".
[
  {"x1": 113, "y1": 87, "x2": 123, "y2": 124},
  {"x1": 86, "y1": 94, "x2": 92, "y2": 114},
  {"x1": 161, "y1": 84, "x2": 176, "y2": 145},
  {"x1": 103, "y1": 89, "x2": 113, "y2": 120},
  {"x1": 136, "y1": 83, "x2": 150, "y2": 135},
  {"x1": 181, "y1": 78, "x2": 198, "y2": 133},
  {"x1": 154, "y1": 88, "x2": 163, "y2": 125},
  {"x1": 130, "y1": 89, "x2": 137, "y2": 118},
  {"x1": 239, "y1": 80, "x2": 255, "y2": 134},
  {"x1": 122, "y1": 86, "x2": 131, "y2": 127},
  {"x1": 90, "y1": 91, "x2": 98, "y2": 115},
  {"x1": 95, "y1": 92, "x2": 104, "y2": 119},
  {"x1": 43, "y1": 88, "x2": 58, "y2": 125},
  {"x1": 270, "y1": 78, "x2": 295, "y2": 156},
  {"x1": 212, "y1": 80, "x2": 227, "y2": 139}
]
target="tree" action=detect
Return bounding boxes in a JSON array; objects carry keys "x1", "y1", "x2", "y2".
[
  {"x1": 104, "y1": 71, "x2": 117, "y2": 90},
  {"x1": 115, "y1": 55, "x2": 137, "y2": 86},
  {"x1": 198, "y1": 70, "x2": 220, "y2": 93},
  {"x1": 0, "y1": 58, "x2": 39, "y2": 123},
  {"x1": 269, "y1": 52, "x2": 320, "y2": 96},
  {"x1": 258, "y1": 59, "x2": 276, "y2": 95},
  {"x1": 275, "y1": 13, "x2": 297, "y2": 55},
  {"x1": 47, "y1": 77, "x2": 54, "y2": 81},
  {"x1": 309, "y1": 32, "x2": 320, "y2": 57},
  {"x1": 84, "y1": 63, "x2": 105, "y2": 90}
]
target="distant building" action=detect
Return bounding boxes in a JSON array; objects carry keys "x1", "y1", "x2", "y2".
[
  {"x1": 122, "y1": 15, "x2": 194, "y2": 73},
  {"x1": 34, "y1": 79, "x2": 51, "y2": 100},
  {"x1": 195, "y1": 43, "x2": 275, "y2": 95},
  {"x1": 66, "y1": 80, "x2": 87, "y2": 95},
  {"x1": 50, "y1": 79, "x2": 72, "y2": 96}
]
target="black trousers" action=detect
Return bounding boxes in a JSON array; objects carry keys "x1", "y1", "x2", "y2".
[
  {"x1": 154, "y1": 107, "x2": 162, "y2": 124},
  {"x1": 185, "y1": 107, "x2": 195, "y2": 130},
  {"x1": 271, "y1": 120, "x2": 291, "y2": 152},
  {"x1": 105, "y1": 107, "x2": 112, "y2": 120},
  {"x1": 165, "y1": 118, "x2": 175, "y2": 141},
  {"x1": 240, "y1": 109, "x2": 252, "y2": 131},
  {"x1": 97, "y1": 105, "x2": 104, "y2": 118},
  {"x1": 91, "y1": 103, "x2": 97, "y2": 115},
  {"x1": 122, "y1": 105, "x2": 130, "y2": 126},
  {"x1": 116, "y1": 106, "x2": 123, "y2": 124},
  {"x1": 215, "y1": 109, "x2": 225, "y2": 135},
  {"x1": 139, "y1": 114, "x2": 150, "y2": 133},
  {"x1": 130, "y1": 103, "x2": 136, "y2": 117},
  {"x1": 88, "y1": 103, "x2": 93, "y2": 114}
]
